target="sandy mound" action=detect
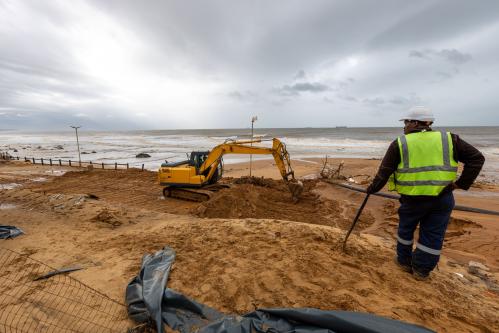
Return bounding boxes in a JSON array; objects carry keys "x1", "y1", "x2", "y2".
[
  {"x1": 22, "y1": 171, "x2": 374, "y2": 231},
  {"x1": 91, "y1": 208, "x2": 124, "y2": 227},
  {"x1": 196, "y1": 178, "x2": 374, "y2": 230},
  {"x1": 108, "y1": 218, "x2": 498, "y2": 320}
]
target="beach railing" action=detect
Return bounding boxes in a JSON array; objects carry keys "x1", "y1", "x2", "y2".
[
  {"x1": 0, "y1": 152, "x2": 147, "y2": 171},
  {"x1": 0, "y1": 152, "x2": 16, "y2": 160}
]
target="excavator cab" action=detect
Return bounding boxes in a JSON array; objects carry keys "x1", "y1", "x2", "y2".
[
  {"x1": 189, "y1": 151, "x2": 209, "y2": 171},
  {"x1": 191, "y1": 151, "x2": 223, "y2": 184},
  {"x1": 160, "y1": 151, "x2": 209, "y2": 170}
]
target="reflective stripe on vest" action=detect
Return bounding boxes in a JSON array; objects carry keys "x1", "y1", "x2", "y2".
[{"x1": 388, "y1": 131, "x2": 458, "y2": 196}]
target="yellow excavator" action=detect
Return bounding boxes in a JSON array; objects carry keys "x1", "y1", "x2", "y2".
[{"x1": 158, "y1": 138, "x2": 303, "y2": 202}]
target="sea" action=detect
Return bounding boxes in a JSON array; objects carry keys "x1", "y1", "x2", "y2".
[{"x1": 1, "y1": 127, "x2": 498, "y2": 182}]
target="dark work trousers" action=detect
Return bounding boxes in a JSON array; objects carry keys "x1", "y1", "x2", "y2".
[{"x1": 396, "y1": 191, "x2": 455, "y2": 275}]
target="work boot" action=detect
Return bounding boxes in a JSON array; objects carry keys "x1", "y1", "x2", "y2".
[
  {"x1": 394, "y1": 257, "x2": 412, "y2": 273},
  {"x1": 412, "y1": 270, "x2": 430, "y2": 281}
]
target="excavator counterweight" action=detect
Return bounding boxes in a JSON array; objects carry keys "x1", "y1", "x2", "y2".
[{"x1": 158, "y1": 138, "x2": 303, "y2": 202}]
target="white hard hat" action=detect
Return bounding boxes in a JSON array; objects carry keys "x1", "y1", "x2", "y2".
[{"x1": 399, "y1": 106, "x2": 435, "y2": 122}]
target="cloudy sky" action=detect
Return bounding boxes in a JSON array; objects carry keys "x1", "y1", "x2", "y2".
[{"x1": 1, "y1": 0, "x2": 499, "y2": 130}]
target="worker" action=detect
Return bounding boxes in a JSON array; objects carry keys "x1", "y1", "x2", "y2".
[{"x1": 367, "y1": 106, "x2": 484, "y2": 280}]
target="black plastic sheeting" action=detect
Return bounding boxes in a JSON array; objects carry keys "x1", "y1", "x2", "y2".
[
  {"x1": 126, "y1": 247, "x2": 435, "y2": 333},
  {"x1": 0, "y1": 225, "x2": 24, "y2": 239}
]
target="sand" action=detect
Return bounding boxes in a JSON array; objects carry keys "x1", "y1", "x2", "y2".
[{"x1": 1, "y1": 158, "x2": 498, "y2": 332}]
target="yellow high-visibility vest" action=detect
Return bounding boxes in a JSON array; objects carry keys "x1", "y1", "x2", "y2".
[{"x1": 388, "y1": 131, "x2": 458, "y2": 196}]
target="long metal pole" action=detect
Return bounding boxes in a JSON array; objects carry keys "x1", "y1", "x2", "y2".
[
  {"x1": 342, "y1": 193, "x2": 370, "y2": 251},
  {"x1": 71, "y1": 126, "x2": 81, "y2": 166},
  {"x1": 249, "y1": 121, "x2": 254, "y2": 177},
  {"x1": 75, "y1": 127, "x2": 81, "y2": 166}
]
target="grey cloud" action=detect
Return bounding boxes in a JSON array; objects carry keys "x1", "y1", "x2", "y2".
[
  {"x1": 270, "y1": 97, "x2": 291, "y2": 107},
  {"x1": 276, "y1": 77, "x2": 354, "y2": 97},
  {"x1": 389, "y1": 96, "x2": 408, "y2": 105},
  {"x1": 408, "y1": 50, "x2": 430, "y2": 59},
  {"x1": 337, "y1": 94, "x2": 358, "y2": 102},
  {"x1": 435, "y1": 71, "x2": 454, "y2": 79},
  {"x1": 362, "y1": 97, "x2": 386, "y2": 106},
  {"x1": 227, "y1": 91, "x2": 245, "y2": 100},
  {"x1": 388, "y1": 94, "x2": 422, "y2": 106},
  {"x1": 409, "y1": 49, "x2": 472, "y2": 65},
  {"x1": 437, "y1": 49, "x2": 472, "y2": 65},
  {"x1": 336, "y1": 79, "x2": 355, "y2": 90},
  {"x1": 429, "y1": 67, "x2": 461, "y2": 82},
  {"x1": 294, "y1": 70, "x2": 306, "y2": 79},
  {"x1": 336, "y1": 94, "x2": 423, "y2": 108},
  {"x1": 291, "y1": 82, "x2": 330, "y2": 92},
  {"x1": 273, "y1": 82, "x2": 330, "y2": 96},
  {"x1": 227, "y1": 90, "x2": 258, "y2": 102}
]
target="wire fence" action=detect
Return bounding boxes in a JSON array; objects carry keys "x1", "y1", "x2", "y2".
[{"x1": 0, "y1": 247, "x2": 133, "y2": 332}]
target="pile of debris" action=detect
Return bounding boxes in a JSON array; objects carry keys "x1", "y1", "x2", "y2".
[{"x1": 319, "y1": 157, "x2": 371, "y2": 185}]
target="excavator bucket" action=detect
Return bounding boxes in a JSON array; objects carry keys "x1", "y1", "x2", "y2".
[{"x1": 288, "y1": 180, "x2": 304, "y2": 202}]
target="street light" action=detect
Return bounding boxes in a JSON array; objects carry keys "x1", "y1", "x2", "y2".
[
  {"x1": 70, "y1": 126, "x2": 81, "y2": 166},
  {"x1": 249, "y1": 116, "x2": 258, "y2": 177}
]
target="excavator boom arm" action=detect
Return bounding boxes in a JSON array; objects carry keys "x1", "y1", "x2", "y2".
[{"x1": 200, "y1": 138, "x2": 295, "y2": 183}]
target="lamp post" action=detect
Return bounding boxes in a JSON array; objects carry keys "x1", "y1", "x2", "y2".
[
  {"x1": 249, "y1": 116, "x2": 258, "y2": 177},
  {"x1": 70, "y1": 126, "x2": 81, "y2": 166}
]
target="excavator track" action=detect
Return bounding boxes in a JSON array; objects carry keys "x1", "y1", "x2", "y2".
[
  {"x1": 163, "y1": 184, "x2": 231, "y2": 202},
  {"x1": 163, "y1": 187, "x2": 213, "y2": 202},
  {"x1": 202, "y1": 183, "x2": 231, "y2": 191}
]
